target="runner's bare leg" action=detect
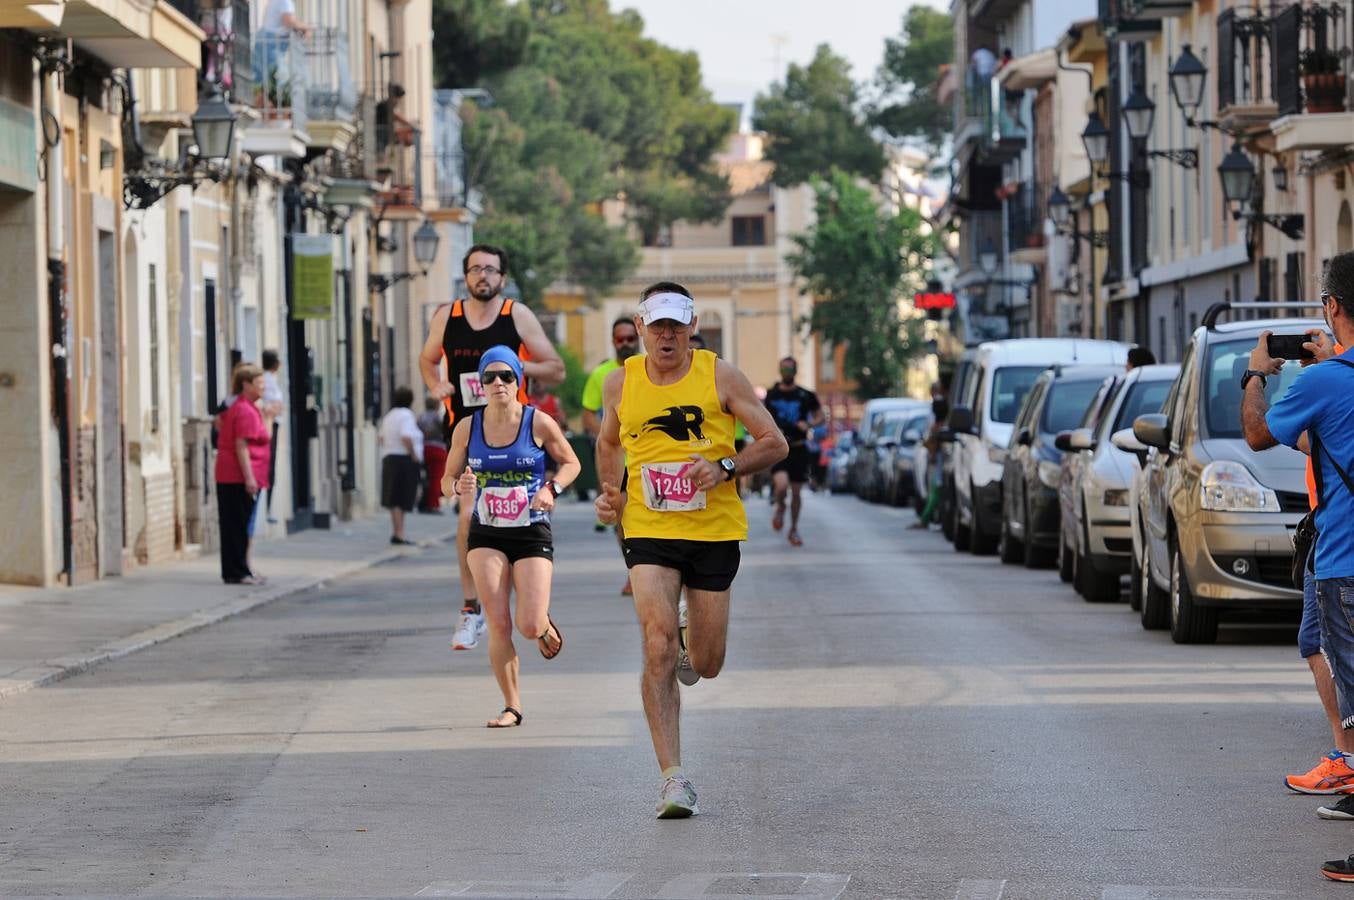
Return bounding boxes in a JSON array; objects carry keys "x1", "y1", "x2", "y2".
[{"x1": 631, "y1": 563, "x2": 684, "y2": 770}]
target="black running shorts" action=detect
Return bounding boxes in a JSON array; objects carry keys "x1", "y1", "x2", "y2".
[
  {"x1": 467, "y1": 522, "x2": 554, "y2": 564},
  {"x1": 771, "y1": 443, "x2": 812, "y2": 483},
  {"x1": 622, "y1": 538, "x2": 741, "y2": 592}
]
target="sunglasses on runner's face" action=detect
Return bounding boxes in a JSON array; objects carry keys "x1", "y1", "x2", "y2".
[{"x1": 481, "y1": 370, "x2": 517, "y2": 384}]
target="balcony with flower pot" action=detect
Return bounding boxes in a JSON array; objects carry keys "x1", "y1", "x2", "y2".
[
  {"x1": 1270, "y1": 3, "x2": 1354, "y2": 152},
  {"x1": 239, "y1": 29, "x2": 309, "y2": 157}
]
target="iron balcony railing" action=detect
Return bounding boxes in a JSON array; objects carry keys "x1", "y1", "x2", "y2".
[
  {"x1": 1005, "y1": 183, "x2": 1044, "y2": 252},
  {"x1": 251, "y1": 30, "x2": 308, "y2": 134},
  {"x1": 198, "y1": 0, "x2": 252, "y2": 105},
  {"x1": 963, "y1": 209, "x2": 1003, "y2": 271},
  {"x1": 1218, "y1": 7, "x2": 1275, "y2": 111},
  {"x1": 305, "y1": 26, "x2": 356, "y2": 122},
  {"x1": 1272, "y1": 2, "x2": 1350, "y2": 117}
]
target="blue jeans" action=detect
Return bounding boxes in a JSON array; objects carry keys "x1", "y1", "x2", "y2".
[
  {"x1": 1300, "y1": 568, "x2": 1322, "y2": 658},
  {"x1": 1314, "y1": 576, "x2": 1354, "y2": 729}
]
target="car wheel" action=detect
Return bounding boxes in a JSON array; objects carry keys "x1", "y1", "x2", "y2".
[
  {"x1": 953, "y1": 490, "x2": 972, "y2": 552},
  {"x1": 1128, "y1": 539, "x2": 1144, "y2": 612},
  {"x1": 1077, "y1": 555, "x2": 1121, "y2": 603},
  {"x1": 1140, "y1": 540, "x2": 1170, "y2": 630},
  {"x1": 1170, "y1": 542, "x2": 1219, "y2": 644},
  {"x1": 941, "y1": 483, "x2": 956, "y2": 542},
  {"x1": 969, "y1": 482, "x2": 998, "y2": 555},
  {"x1": 1023, "y1": 500, "x2": 1055, "y2": 569},
  {"x1": 999, "y1": 510, "x2": 1023, "y2": 564},
  {"x1": 1058, "y1": 530, "x2": 1074, "y2": 583}
]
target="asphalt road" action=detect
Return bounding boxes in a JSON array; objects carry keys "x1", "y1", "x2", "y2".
[{"x1": 0, "y1": 492, "x2": 1342, "y2": 899}]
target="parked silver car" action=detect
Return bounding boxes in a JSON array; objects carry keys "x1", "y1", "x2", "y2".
[
  {"x1": 1131, "y1": 304, "x2": 1317, "y2": 643},
  {"x1": 1056, "y1": 364, "x2": 1177, "y2": 602}
]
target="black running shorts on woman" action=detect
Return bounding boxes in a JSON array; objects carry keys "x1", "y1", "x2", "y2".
[{"x1": 622, "y1": 538, "x2": 741, "y2": 592}]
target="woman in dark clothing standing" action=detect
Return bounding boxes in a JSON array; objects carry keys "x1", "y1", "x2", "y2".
[{"x1": 216, "y1": 363, "x2": 271, "y2": 584}]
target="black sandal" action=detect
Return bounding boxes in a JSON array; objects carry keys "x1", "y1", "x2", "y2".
[
  {"x1": 538, "y1": 615, "x2": 563, "y2": 660},
  {"x1": 487, "y1": 706, "x2": 522, "y2": 728}
]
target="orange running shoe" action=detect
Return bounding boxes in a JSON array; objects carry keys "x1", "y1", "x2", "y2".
[{"x1": 1286, "y1": 750, "x2": 1354, "y2": 795}]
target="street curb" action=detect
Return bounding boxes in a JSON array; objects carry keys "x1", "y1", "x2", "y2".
[{"x1": 0, "y1": 529, "x2": 455, "y2": 702}]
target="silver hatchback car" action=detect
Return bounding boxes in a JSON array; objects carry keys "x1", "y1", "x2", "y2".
[
  {"x1": 1056, "y1": 364, "x2": 1178, "y2": 603},
  {"x1": 1131, "y1": 305, "x2": 1319, "y2": 643}
]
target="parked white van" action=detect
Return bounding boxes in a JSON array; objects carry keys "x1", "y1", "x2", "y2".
[
  {"x1": 847, "y1": 397, "x2": 929, "y2": 494},
  {"x1": 945, "y1": 339, "x2": 1132, "y2": 555}
]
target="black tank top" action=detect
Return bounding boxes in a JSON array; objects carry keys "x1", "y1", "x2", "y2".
[{"x1": 440, "y1": 298, "x2": 530, "y2": 425}]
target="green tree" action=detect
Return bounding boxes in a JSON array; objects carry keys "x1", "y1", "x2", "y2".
[
  {"x1": 871, "y1": 6, "x2": 954, "y2": 155},
  {"x1": 752, "y1": 44, "x2": 886, "y2": 188},
  {"x1": 431, "y1": 0, "x2": 532, "y2": 89},
  {"x1": 789, "y1": 171, "x2": 938, "y2": 401},
  {"x1": 438, "y1": 0, "x2": 735, "y2": 304}
]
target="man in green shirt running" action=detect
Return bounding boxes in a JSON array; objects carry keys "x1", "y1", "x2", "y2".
[{"x1": 582, "y1": 317, "x2": 642, "y2": 592}]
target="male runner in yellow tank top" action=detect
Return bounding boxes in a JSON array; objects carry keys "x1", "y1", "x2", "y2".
[{"x1": 594, "y1": 282, "x2": 788, "y2": 819}]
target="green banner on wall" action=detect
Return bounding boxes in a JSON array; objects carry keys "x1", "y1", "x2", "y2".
[{"x1": 291, "y1": 234, "x2": 334, "y2": 319}]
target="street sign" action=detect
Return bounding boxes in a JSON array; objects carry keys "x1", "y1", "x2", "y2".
[{"x1": 292, "y1": 234, "x2": 335, "y2": 319}]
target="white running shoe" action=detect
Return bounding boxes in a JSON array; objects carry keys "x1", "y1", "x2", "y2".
[
  {"x1": 452, "y1": 611, "x2": 484, "y2": 650},
  {"x1": 656, "y1": 775, "x2": 699, "y2": 819}
]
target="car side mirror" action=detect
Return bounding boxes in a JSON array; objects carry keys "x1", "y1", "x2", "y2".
[
  {"x1": 1015, "y1": 427, "x2": 1033, "y2": 447},
  {"x1": 1068, "y1": 428, "x2": 1096, "y2": 451},
  {"x1": 1133, "y1": 413, "x2": 1171, "y2": 451},
  {"x1": 880, "y1": 439, "x2": 898, "y2": 451},
  {"x1": 1111, "y1": 426, "x2": 1149, "y2": 467},
  {"x1": 1054, "y1": 431, "x2": 1074, "y2": 452},
  {"x1": 902, "y1": 429, "x2": 922, "y2": 444},
  {"x1": 947, "y1": 405, "x2": 974, "y2": 435}
]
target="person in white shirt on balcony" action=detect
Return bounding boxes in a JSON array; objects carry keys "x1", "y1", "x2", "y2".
[{"x1": 254, "y1": 0, "x2": 311, "y2": 102}]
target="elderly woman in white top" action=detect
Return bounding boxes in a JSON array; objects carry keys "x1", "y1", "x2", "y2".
[{"x1": 380, "y1": 386, "x2": 424, "y2": 545}]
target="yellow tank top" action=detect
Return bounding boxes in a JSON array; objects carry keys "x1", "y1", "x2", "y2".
[{"x1": 619, "y1": 350, "x2": 747, "y2": 541}]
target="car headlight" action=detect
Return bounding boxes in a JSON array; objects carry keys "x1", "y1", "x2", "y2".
[
  {"x1": 1038, "y1": 460, "x2": 1061, "y2": 488},
  {"x1": 1199, "y1": 460, "x2": 1280, "y2": 512},
  {"x1": 1103, "y1": 489, "x2": 1129, "y2": 507},
  {"x1": 988, "y1": 447, "x2": 1006, "y2": 465}
]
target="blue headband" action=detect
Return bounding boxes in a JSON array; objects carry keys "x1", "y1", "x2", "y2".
[{"x1": 478, "y1": 345, "x2": 523, "y2": 384}]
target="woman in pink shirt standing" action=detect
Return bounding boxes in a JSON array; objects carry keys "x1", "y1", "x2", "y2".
[{"x1": 216, "y1": 363, "x2": 271, "y2": 584}]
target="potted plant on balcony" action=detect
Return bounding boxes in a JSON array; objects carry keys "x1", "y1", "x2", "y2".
[{"x1": 1301, "y1": 47, "x2": 1346, "y2": 114}]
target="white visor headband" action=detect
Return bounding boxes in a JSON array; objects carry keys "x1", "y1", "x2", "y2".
[{"x1": 639, "y1": 292, "x2": 695, "y2": 325}]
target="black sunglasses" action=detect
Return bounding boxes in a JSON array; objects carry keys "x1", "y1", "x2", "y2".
[{"x1": 481, "y1": 370, "x2": 517, "y2": 384}]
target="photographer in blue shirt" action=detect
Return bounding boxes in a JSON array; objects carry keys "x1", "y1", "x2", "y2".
[{"x1": 1242, "y1": 252, "x2": 1354, "y2": 881}]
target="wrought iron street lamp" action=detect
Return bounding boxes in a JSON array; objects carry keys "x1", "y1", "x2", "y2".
[
  {"x1": 1217, "y1": 143, "x2": 1305, "y2": 239},
  {"x1": 1081, "y1": 113, "x2": 1111, "y2": 167},
  {"x1": 1168, "y1": 44, "x2": 1207, "y2": 120},
  {"x1": 369, "y1": 219, "x2": 443, "y2": 293},
  {"x1": 191, "y1": 86, "x2": 238, "y2": 161},
  {"x1": 1047, "y1": 187, "x2": 1071, "y2": 229},
  {"x1": 1121, "y1": 89, "x2": 1156, "y2": 141}
]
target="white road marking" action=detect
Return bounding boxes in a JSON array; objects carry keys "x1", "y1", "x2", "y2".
[
  {"x1": 953, "y1": 879, "x2": 1006, "y2": 900},
  {"x1": 416, "y1": 871, "x2": 630, "y2": 898},
  {"x1": 1102, "y1": 886, "x2": 1288, "y2": 899},
  {"x1": 653, "y1": 872, "x2": 850, "y2": 900}
]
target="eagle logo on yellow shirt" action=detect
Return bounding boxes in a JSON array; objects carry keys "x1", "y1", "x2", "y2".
[{"x1": 641, "y1": 406, "x2": 706, "y2": 442}]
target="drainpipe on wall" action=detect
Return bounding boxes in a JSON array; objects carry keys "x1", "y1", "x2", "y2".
[{"x1": 41, "y1": 55, "x2": 72, "y2": 584}]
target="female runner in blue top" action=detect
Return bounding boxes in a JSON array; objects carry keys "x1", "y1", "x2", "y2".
[{"x1": 443, "y1": 345, "x2": 580, "y2": 728}]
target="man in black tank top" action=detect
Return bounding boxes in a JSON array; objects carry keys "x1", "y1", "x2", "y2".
[{"x1": 419, "y1": 244, "x2": 565, "y2": 651}]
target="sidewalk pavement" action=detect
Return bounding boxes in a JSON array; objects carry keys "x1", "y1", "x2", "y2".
[{"x1": 0, "y1": 510, "x2": 457, "y2": 701}]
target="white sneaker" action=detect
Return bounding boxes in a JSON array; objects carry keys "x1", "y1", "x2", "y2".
[
  {"x1": 451, "y1": 611, "x2": 484, "y2": 650},
  {"x1": 656, "y1": 775, "x2": 699, "y2": 819}
]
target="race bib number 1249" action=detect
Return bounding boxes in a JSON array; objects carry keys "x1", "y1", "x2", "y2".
[{"x1": 640, "y1": 462, "x2": 706, "y2": 512}]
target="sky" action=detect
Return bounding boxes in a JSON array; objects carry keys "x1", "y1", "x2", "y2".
[{"x1": 619, "y1": 0, "x2": 945, "y2": 118}]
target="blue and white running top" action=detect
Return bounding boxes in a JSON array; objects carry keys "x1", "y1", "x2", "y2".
[{"x1": 467, "y1": 406, "x2": 548, "y2": 528}]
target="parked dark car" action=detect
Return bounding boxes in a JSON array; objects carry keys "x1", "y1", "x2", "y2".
[
  {"x1": 856, "y1": 411, "x2": 914, "y2": 503},
  {"x1": 826, "y1": 431, "x2": 857, "y2": 493},
  {"x1": 885, "y1": 411, "x2": 933, "y2": 506},
  {"x1": 997, "y1": 364, "x2": 1120, "y2": 568}
]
